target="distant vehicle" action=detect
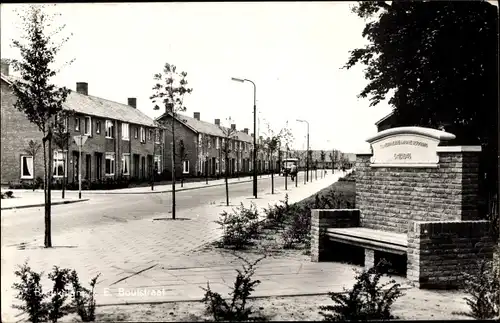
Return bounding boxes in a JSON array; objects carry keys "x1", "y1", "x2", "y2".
[{"x1": 281, "y1": 158, "x2": 298, "y2": 176}]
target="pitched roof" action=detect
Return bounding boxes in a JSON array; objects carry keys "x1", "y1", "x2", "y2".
[
  {"x1": 158, "y1": 112, "x2": 254, "y2": 143},
  {"x1": 1, "y1": 74, "x2": 156, "y2": 127},
  {"x1": 375, "y1": 111, "x2": 395, "y2": 126}
]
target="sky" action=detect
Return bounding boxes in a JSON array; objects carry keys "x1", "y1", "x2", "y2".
[{"x1": 0, "y1": 2, "x2": 399, "y2": 153}]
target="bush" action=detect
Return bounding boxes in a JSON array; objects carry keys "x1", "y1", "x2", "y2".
[
  {"x1": 202, "y1": 255, "x2": 266, "y2": 321},
  {"x1": 69, "y1": 271, "x2": 100, "y2": 322},
  {"x1": 263, "y1": 194, "x2": 290, "y2": 229},
  {"x1": 215, "y1": 202, "x2": 261, "y2": 249},
  {"x1": 11, "y1": 262, "x2": 100, "y2": 323},
  {"x1": 319, "y1": 259, "x2": 404, "y2": 321},
  {"x1": 338, "y1": 171, "x2": 356, "y2": 182},
  {"x1": 461, "y1": 259, "x2": 500, "y2": 319}
]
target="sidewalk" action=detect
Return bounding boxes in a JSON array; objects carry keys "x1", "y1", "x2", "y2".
[
  {"x1": 1, "y1": 170, "x2": 351, "y2": 321},
  {"x1": 1, "y1": 195, "x2": 88, "y2": 211},
  {"x1": 4, "y1": 171, "x2": 317, "y2": 195}
]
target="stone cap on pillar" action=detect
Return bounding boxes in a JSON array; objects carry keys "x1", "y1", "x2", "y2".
[{"x1": 366, "y1": 126, "x2": 457, "y2": 168}]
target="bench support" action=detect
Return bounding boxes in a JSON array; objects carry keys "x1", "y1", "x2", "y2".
[
  {"x1": 311, "y1": 209, "x2": 360, "y2": 262},
  {"x1": 408, "y1": 220, "x2": 494, "y2": 289},
  {"x1": 365, "y1": 249, "x2": 375, "y2": 268}
]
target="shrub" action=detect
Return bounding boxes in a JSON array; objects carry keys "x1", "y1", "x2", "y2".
[
  {"x1": 69, "y1": 271, "x2": 101, "y2": 322},
  {"x1": 461, "y1": 259, "x2": 500, "y2": 319},
  {"x1": 12, "y1": 262, "x2": 48, "y2": 323},
  {"x1": 202, "y1": 255, "x2": 266, "y2": 321},
  {"x1": 47, "y1": 267, "x2": 72, "y2": 323},
  {"x1": 215, "y1": 202, "x2": 260, "y2": 249},
  {"x1": 338, "y1": 171, "x2": 356, "y2": 182},
  {"x1": 263, "y1": 194, "x2": 290, "y2": 229},
  {"x1": 319, "y1": 259, "x2": 404, "y2": 321},
  {"x1": 5, "y1": 191, "x2": 14, "y2": 198},
  {"x1": 11, "y1": 262, "x2": 100, "y2": 323}
]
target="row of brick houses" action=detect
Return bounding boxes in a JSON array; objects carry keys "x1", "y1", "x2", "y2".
[
  {"x1": 156, "y1": 111, "x2": 281, "y2": 178},
  {"x1": 0, "y1": 60, "x2": 284, "y2": 186},
  {"x1": 1, "y1": 62, "x2": 161, "y2": 185}
]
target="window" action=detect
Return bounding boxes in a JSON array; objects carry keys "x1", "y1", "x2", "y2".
[
  {"x1": 182, "y1": 160, "x2": 189, "y2": 174},
  {"x1": 20, "y1": 155, "x2": 34, "y2": 179},
  {"x1": 155, "y1": 129, "x2": 161, "y2": 144},
  {"x1": 105, "y1": 120, "x2": 114, "y2": 138},
  {"x1": 105, "y1": 153, "x2": 115, "y2": 175},
  {"x1": 134, "y1": 126, "x2": 139, "y2": 139},
  {"x1": 53, "y1": 150, "x2": 67, "y2": 178},
  {"x1": 96, "y1": 120, "x2": 101, "y2": 134},
  {"x1": 208, "y1": 136, "x2": 212, "y2": 149},
  {"x1": 121, "y1": 153, "x2": 130, "y2": 175},
  {"x1": 148, "y1": 129, "x2": 153, "y2": 141},
  {"x1": 198, "y1": 134, "x2": 202, "y2": 147},
  {"x1": 215, "y1": 160, "x2": 219, "y2": 172},
  {"x1": 122, "y1": 123, "x2": 130, "y2": 141},
  {"x1": 216, "y1": 137, "x2": 220, "y2": 149},
  {"x1": 56, "y1": 114, "x2": 68, "y2": 133},
  {"x1": 84, "y1": 116, "x2": 92, "y2": 136},
  {"x1": 222, "y1": 138, "x2": 225, "y2": 149},
  {"x1": 154, "y1": 155, "x2": 161, "y2": 173},
  {"x1": 239, "y1": 142, "x2": 242, "y2": 151},
  {"x1": 140, "y1": 127, "x2": 146, "y2": 143},
  {"x1": 75, "y1": 117, "x2": 80, "y2": 131}
]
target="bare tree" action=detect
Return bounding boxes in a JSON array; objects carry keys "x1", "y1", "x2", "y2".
[
  {"x1": 219, "y1": 118, "x2": 239, "y2": 206},
  {"x1": 151, "y1": 63, "x2": 193, "y2": 220},
  {"x1": 53, "y1": 110, "x2": 74, "y2": 198},
  {"x1": 320, "y1": 150, "x2": 326, "y2": 178},
  {"x1": 10, "y1": 5, "x2": 73, "y2": 247},
  {"x1": 262, "y1": 122, "x2": 294, "y2": 194}
]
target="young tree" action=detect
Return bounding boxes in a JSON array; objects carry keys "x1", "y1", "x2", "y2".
[
  {"x1": 178, "y1": 139, "x2": 189, "y2": 188},
  {"x1": 263, "y1": 122, "x2": 294, "y2": 194},
  {"x1": 219, "y1": 118, "x2": 239, "y2": 206},
  {"x1": 151, "y1": 63, "x2": 193, "y2": 220},
  {"x1": 10, "y1": 5, "x2": 73, "y2": 248},
  {"x1": 23, "y1": 140, "x2": 42, "y2": 191},
  {"x1": 200, "y1": 133, "x2": 212, "y2": 184},
  {"x1": 53, "y1": 110, "x2": 74, "y2": 198},
  {"x1": 320, "y1": 150, "x2": 326, "y2": 178}
]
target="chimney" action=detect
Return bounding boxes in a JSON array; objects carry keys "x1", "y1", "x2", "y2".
[
  {"x1": 215, "y1": 119, "x2": 220, "y2": 126},
  {"x1": 1, "y1": 60, "x2": 9, "y2": 76},
  {"x1": 194, "y1": 112, "x2": 200, "y2": 120},
  {"x1": 128, "y1": 98, "x2": 137, "y2": 108},
  {"x1": 76, "y1": 82, "x2": 88, "y2": 95},
  {"x1": 243, "y1": 128, "x2": 249, "y2": 134},
  {"x1": 231, "y1": 124, "x2": 236, "y2": 131}
]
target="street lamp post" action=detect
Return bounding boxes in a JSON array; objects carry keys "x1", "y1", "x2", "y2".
[
  {"x1": 296, "y1": 119, "x2": 310, "y2": 183},
  {"x1": 232, "y1": 77, "x2": 257, "y2": 198}
]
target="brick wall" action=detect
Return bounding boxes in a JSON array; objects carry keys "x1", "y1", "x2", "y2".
[
  {"x1": 407, "y1": 220, "x2": 494, "y2": 289},
  {"x1": 356, "y1": 151, "x2": 481, "y2": 233},
  {"x1": 310, "y1": 209, "x2": 360, "y2": 262},
  {"x1": 1, "y1": 79, "x2": 45, "y2": 185}
]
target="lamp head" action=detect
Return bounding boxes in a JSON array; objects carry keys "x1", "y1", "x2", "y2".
[{"x1": 231, "y1": 77, "x2": 245, "y2": 83}]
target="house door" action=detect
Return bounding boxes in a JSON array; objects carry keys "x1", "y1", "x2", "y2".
[
  {"x1": 133, "y1": 154, "x2": 140, "y2": 178},
  {"x1": 85, "y1": 154, "x2": 91, "y2": 180},
  {"x1": 141, "y1": 156, "x2": 146, "y2": 179},
  {"x1": 211, "y1": 157, "x2": 216, "y2": 175},
  {"x1": 95, "y1": 153, "x2": 102, "y2": 180}
]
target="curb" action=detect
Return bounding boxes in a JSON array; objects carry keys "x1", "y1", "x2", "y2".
[
  {"x1": 94, "y1": 285, "x2": 412, "y2": 308},
  {"x1": 1, "y1": 198, "x2": 89, "y2": 211},
  {"x1": 68, "y1": 174, "x2": 286, "y2": 195}
]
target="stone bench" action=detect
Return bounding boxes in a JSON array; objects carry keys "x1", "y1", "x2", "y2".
[{"x1": 311, "y1": 209, "x2": 495, "y2": 289}]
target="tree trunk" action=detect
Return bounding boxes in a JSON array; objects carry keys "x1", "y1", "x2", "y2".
[
  {"x1": 271, "y1": 156, "x2": 274, "y2": 194},
  {"x1": 32, "y1": 152, "x2": 36, "y2": 192},
  {"x1": 44, "y1": 129, "x2": 53, "y2": 248},
  {"x1": 225, "y1": 156, "x2": 229, "y2": 206},
  {"x1": 205, "y1": 157, "x2": 208, "y2": 184},
  {"x1": 171, "y1": 120, "x2": 176, "y2": 220}
]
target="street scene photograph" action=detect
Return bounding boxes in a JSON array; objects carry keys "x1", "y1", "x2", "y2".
[{"x1": 0, "y1": 1, "x2": 499, "y2": 322}]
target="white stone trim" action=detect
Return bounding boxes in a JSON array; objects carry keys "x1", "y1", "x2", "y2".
[
  {"x1": 436, "y1": 146, "x2": 482, "y2": 152},
  {"x1": 370, "y1": 163, "x2": 440, "y2": 168},
  {"x1": 367, "y1": 126, "x2": 456, "y2": 143}
]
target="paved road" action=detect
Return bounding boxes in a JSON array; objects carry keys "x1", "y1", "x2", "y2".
[{"x1": 1, "y1": 174, "x2": 314, "y2": 247}]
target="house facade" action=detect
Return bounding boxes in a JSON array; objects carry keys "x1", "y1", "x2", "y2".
[
  {"x1": 1, "y1": 61, "x2": 161, "y2": 185},
  {"x1": 157, "y1": 112, "x2": 280, "y2": 178}
]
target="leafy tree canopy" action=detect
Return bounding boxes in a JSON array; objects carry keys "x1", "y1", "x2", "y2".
[{"x1": 345, "y1": 0, "x2": 498, "y2": 148}]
